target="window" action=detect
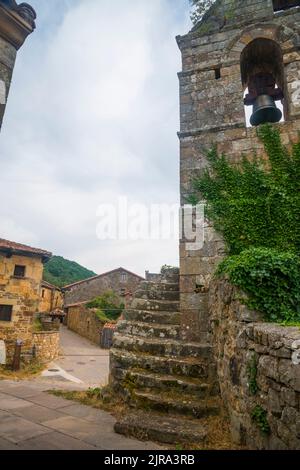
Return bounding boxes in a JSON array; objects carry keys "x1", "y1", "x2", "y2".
[
  {"x1": 42, "y1": 289, "x2": 45, "y2": 298},
  {"x1": 120, "y1": 272, "x2": 127, "y2": 283},
  {"x1": 215, "y1": 68, "x2": 221, "y2": 80},
  {"x1": 14, "y1": 265, "x2": 26, "y2": 278},
  {"x1": 0, "y1": 305, "x2": 13, "y2": 322},
  {"x1": 273, "y1": 0, "x2": 300, "y2": 12}
]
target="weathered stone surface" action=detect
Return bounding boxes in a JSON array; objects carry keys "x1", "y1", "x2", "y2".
[
  {"x1": 210, "y1": 278, "x2": 300, "y2": 450},
  {"x1": 115, "y1": 411, "x2": 207, "y2": 445},
  {"x1": 110, "y1": 268, "x2": 220, "y2": 445}
]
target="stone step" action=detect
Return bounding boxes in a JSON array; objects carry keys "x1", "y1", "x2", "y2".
[
  {"x1": 117, "y1": 320, "x2": 180, "y2": 340},
  {"x1": 132, "y1": 390, "x2": 220, "y2": 419},
  {"x1": 114, "y1": 411, "x2": 207, "y2": 445},
  {"x1": 113, "y1": 333, "x2": 212, "y2": 358},
  {"x1": 134, "y1": 288, "x2": 180, "y2": 301},
  {"x1": 110, "y1": 349, "x2": 213, "y2": 379},
  {"x1": 124, "y1": 309, "x2": 181, "y2": 325},
  {"x1": 131, "y1": 298, "x2": 180, "y2": 312},
  {"x1": 126, "y1": 370, "x2": 215, "y2": 398},
  {"x1": 139, "y1": 281, "x2": 179, "y2": 292}
]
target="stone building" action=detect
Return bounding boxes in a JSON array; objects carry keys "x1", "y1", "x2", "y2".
[
  {"x1": 0, "y1": 0, "x2": 36, "y2": 129},
  {"x1": 39, "y1": 280, "x2": 63, "y2": 314},
  {"x1": 111, "y1": 0, "x2": 300, "y2": 450},
  {"x1": 0, "y1": 238, "x2": 51, "y2": 358},
  {"x1": 63, "y1": 268, "x2": 144, "y2": 308},
  {"x1": 177, "y1": 0, "x2": 300, "y2": 343}
]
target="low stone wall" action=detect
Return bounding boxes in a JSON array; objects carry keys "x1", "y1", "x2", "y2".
[
  {"x1": 67, "y1": 305, "x2": 105, "y2": 345},
  {"x1": 32, "y1": 331, "x2": 60, "y2": 363},
  {"x1": 210, "y1": 279, "x2": 300, "y2": 450}
]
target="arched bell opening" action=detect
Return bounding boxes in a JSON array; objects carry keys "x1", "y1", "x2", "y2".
[{"x1": 240, "y1": 38, "x2": 287, "y2": 127}]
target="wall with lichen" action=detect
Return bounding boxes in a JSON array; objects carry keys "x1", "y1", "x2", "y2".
[{"x1": 177, "y1": 1, "x2": 300, "y2": 342}]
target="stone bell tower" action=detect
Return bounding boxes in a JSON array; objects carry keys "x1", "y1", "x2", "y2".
[
  {"x1": 0, "y1": 0, "x2": 36, "y2": 130},
  {"x1": 177, "y1": 0, "x2": 300, "y2": 343}
]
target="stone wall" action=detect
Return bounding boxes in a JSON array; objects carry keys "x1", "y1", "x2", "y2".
[
  {"x1": 210, "y1": 279, "x2": 300, "y2": 450},
  {"x1": 39, "y1": 283, "x2": 63, "y2": 313},
  {"x1": 0, "y1": 252, "x2": 44, "y2": 358},
  {"x1": 63, "y1": 268, "x2": 143, "y2": 307},
  {"x1": 67, "y1": 304, "x2": 106, "y2": 345},
  {"x1": 32, "y1": 331, "x2": 59, "y2": 363}
]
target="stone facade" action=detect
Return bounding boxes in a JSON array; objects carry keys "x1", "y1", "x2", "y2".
[
  {"x1": 32, "y1": 331, "x2": 59, "y2": 363},
  {"x1": 210, "y1": 279, "x2": 300, "y2": 450},
  {"x1": 67, "y1": 303, "x2": 106, "y2": 345},
  {"x1": 39, "y1": 281, "x2": 63, "y2": 313},
  {"x1": 63, "y1": 268, "x2": 144, "y2": 308},
  {"x1": 0, "y1": 239, "x2": 51, "y2": 359},
  {"x1": 0, "y1": 0, "x2": 36, "y2": 129},
  {"x1": 177, "y1": 0, "x2": 300, "y2": 342}
]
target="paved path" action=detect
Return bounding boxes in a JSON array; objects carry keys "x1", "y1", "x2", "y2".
[
  {"x1": 39, "y1": 326, "x2": 110, "y2": 390},
  {"x1": 0, "y1": 380, "x2": 161, "y2": 450},
  {"x1": 0, "y1": 328, "x2": 162, "y2": 450}
]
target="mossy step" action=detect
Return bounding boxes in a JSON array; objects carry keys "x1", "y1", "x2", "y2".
[
  {"x1": 127, "y1": 370, "x2": 215, "y2": 398},
  {"x1": 114, "y1": 410, "x2": 207, "y2": 445},
  {"x1": 110, "y1": 348, "x2": 213, "y2": 379},
  {"x1": 124, "y1": 309, "x2": 181, "y2": 325},
  {"x1": 117, "y1": 320, "x2": 180, "y2": 339},
  {"x1": 131, "y1": 298, "x2": 180, "y2": 312},
  {"x1": 132, "y1": 390, "x2": 220, "y2": 419},
  {"x1": 113, "y1": 333, "x2": 212, "y2": 358},
  {"x1": 134, "y1": 289, "x2": 180, "y2": 301}
]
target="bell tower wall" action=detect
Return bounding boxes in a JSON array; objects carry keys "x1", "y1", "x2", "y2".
[{"x1": 177, "y1": 2, "x2": 300, "y2": 342}]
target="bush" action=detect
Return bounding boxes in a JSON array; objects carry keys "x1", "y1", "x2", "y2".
[
  {"x1": 218, "y1": 247, "x2": 300, "y2": 323},
  {"x1": 86, "y1": 291, "x2": 124, "y2": 321}
]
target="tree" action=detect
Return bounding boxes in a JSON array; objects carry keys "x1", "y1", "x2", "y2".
[{"x1": 189, "y1": 0, "x2": 215, "y2": 25}]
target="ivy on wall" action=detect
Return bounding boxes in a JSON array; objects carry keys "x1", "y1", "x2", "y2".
[{"x1": 190, "y1": 124, "x2": 300, "y2": 323}]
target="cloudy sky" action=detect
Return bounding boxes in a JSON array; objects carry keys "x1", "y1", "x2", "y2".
[{"x1": 0, "y1": 0, "x2": 191, "y2": 277}]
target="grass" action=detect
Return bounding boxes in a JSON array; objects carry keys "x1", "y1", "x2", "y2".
[
  {"x1": 0, "y1": 360, "x2": 45, "y2": 381},
  {"x1": 280, "y1": 321, "x2": 300, "y2": 328},
  {"x1": 48, "y1": 386, "x2": 127, "y2": 419}
]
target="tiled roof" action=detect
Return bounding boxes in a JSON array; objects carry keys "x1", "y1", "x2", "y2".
[
  {"x1": 62, "y1": 267, "x2": 144, "y2": 290},
  {"x1": 0, "y1": 238, "x2": 52, "y2": 260}
]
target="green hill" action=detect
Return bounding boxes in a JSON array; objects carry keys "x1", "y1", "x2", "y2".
[{"x1": 43, "y1": 256, "x2": 97, "y2": 288}]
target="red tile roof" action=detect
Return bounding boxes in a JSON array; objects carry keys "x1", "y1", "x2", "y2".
[
  {"x1": 62, "y1": 267, "x2": 144, "y2": 290},
  {"x1": 0, "y1": 238, "x2": 52, "y2": 261}
]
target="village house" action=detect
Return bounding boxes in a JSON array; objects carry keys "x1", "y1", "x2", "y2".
[
  {"x1": 39, "y1": 280, "x2": 63, "y2": 314},
  {"x1": 0, "y1": 238, "x2": 51, "y2": 358},
  {"x1": 62, "y1": 267, "x2": 144, "y2": 309}
]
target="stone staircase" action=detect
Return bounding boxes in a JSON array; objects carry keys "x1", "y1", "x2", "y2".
[{"x1": 109, "y1": 268, "x2": 221, "y2": 446}]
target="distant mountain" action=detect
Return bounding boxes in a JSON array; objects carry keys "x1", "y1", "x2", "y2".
[{"x1": 43, "y1": 256, "x2": 97, "y2": 288}]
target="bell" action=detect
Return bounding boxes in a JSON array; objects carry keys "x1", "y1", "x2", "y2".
[{"x1": 250, "y1": 94, "x2": 282, "y2": 127}]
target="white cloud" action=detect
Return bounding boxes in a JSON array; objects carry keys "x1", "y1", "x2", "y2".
[{"x1": 0, "y1": 0, "x2": 190, "y2": 276}]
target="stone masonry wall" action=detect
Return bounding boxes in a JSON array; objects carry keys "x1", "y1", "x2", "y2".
[
  {"x1": 0, "y1": 2, "x2": 36, "y2": 129},
  {"x1": 210, "y1": 279, "x2": 300, "y2": 450},
  {"x1": 32, "y1": 331, "x2": 59, "y2": 363},
  {"x1": 177, "y1": 1, "x2": 300, "y2": 342},
  {"x1": 67, "y1": 305, "x2": 106, "y2": 345}
]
